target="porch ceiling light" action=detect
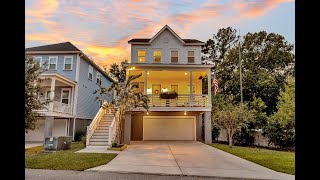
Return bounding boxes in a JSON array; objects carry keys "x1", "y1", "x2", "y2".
[
  {"x1": 184, "y1": 72, "x2": 187, "y2": 75},
  {"x1": 147, "y1": 72, "x2": 149, "y2": 75}
]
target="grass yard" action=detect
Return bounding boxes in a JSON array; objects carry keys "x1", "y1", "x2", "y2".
[
  {"x1": 211, "y1": 143, "x2": 295, "y2": 175},
  {"x1": 25, "y1": 142, "x2": 117, "y2": 171}
]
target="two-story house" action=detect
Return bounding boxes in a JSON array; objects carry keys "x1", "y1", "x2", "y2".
[
  {"x1": 123, "y1": 25, "x2": 214, "y2": 144},
  {"x1": 25, "y1": 42, "x2": 115, "y2": 142}
]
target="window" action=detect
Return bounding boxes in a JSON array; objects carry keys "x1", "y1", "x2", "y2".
[
  {"x1": 153, "y1": 50, "x2": 161, "y2": 63},
  {"x1": 188, "y1": 51, "x2": 195, "y2": 63},
  {"x1": 96, "y1": 72, "x2": 102, "y2": 85},
  {"x1": 49, "y1": 56, "x2": 58, "y2": 70},
  {"x1": 34, "y1": 56, "x2": 42, "y2": 67},
  {"x1": 45, "y1": 90, "x2": 51, "y2": 100},
  {"x1": 88, "y1": 65, "x2": 93, "y2": 80},
  {"x1": 61, "y1": 89, "x2": 71, "y2": 104},
  {"x1": 138, "y1": 50, "x2": 146, "y2": 63},
  {"x1": 63, "y1": 56, "x2": 73, "y2": 70},
  {"x1": 171, "y1": 51, "x2": 178, "y2": 63}
]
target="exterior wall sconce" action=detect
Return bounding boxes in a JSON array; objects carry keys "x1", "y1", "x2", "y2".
[{"x1": 184, "y1": 112, "x2": 187, "y2": 115}]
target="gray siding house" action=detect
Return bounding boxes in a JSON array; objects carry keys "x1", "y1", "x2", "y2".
[{"x1": 25, "y1": 42, "x2": 115, "y2": 142}]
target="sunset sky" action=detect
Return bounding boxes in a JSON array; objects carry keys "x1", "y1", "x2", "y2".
[{"x1": 25, "y1": 0, "x2": 294, "y2": 68}]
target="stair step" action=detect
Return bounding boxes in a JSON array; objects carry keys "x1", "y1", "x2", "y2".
[
  {"x1": 99, "y1": 123, "x2": 110, "y2": 126},
  {"x1": 96, "y1": 127, "x2": 109, "y2": 130},
  {"x1": 93, "y1": 132, "x2": 109, "y2": 136},
  {"x1": 90, "y1": 138, "x2": 108, "y2": 142},
  {"x1": 91, "y1": 135, "x2": 109, "y2": 139},
  {"x1": 95, "y1": 129, "x2": 109, "y2": 133},
  {"x1": 89, "y1": 142, "x2": 109, "y2": 146}
]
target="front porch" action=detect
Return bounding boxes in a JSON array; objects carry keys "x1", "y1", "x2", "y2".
[
  {"x1": 126, "y1": 66, "x2": 212, "y2": 108},
  {"x1": 38, "y1": 73, "x2": 76, "y2": 117}
]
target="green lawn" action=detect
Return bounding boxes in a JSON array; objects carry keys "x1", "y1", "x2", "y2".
[
  {"x1": 25, "y1": 142, "x2": 118, "y2": 171},
  {"x1": 211, "y1": 143, "x2": 295, "y2": 175}
]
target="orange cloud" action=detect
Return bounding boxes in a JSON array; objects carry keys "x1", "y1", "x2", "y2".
[{"x1": 26, "y1": 0, "x2": 58, "y2": 18}]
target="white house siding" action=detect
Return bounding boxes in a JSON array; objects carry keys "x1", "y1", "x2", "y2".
[
  {"x1": 35, "y1": 54, "x2": 78, "y2": 81},
  {"x1": 131, "y1": 29, "x2": 201, "y2": 64},
  {"x1": 76, "y1": 57, "x2": 113, "y2": 119}
]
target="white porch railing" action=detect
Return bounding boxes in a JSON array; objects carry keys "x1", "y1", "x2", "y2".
[
  {"x1": 147, "y1": 94, "x2": 209, "y2": 107},
  {"x1": 86, "y1": 102, "x2": 107, "y2": 146},
  {"x1": 52, "y1": 101, "x2": 72, "y2": 114}
]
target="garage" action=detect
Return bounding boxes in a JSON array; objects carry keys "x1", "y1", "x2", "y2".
[{"x1": 143, "y1": 116, "x2": 196, "y2": 140}]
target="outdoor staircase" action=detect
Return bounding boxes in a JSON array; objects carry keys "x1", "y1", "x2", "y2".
[{"x1": 88, "y1": 114, "x2": 114, "y2": 146}]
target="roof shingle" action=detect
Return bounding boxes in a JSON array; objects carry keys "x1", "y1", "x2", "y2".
[
  {"x1": 25, "y1": 42, "x2": 80, "y2": 52},
  {"x1": 128, "y1": 38, "x2": 204, "y2": 44}
]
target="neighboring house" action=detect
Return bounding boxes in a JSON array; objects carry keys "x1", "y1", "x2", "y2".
[
  {"x1": 25, "y1": 42, "x2": 115, "y2": 142},
  {"x1": 123, "y1": 25, "x2": 214, "y2": 144}
]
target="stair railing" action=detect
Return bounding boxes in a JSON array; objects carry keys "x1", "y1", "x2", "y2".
[{"x1": 86, "y1": 101, "x2": 107, "y2": 146}]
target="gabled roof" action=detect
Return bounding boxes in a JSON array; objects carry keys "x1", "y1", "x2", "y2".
[
  {"x1": 25, "y1": 42, "x2": 80, "y2": 52},
  {"x1": 128, "y1": 25, "x2": 205, "y2": 45},
  {"x1": 25, "y1": 42, "x2": 116, "y2": 83}
]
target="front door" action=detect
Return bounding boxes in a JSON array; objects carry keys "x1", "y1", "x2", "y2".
[{"x1": 61, "y1": 88, "x2": 71, "y2": 105}]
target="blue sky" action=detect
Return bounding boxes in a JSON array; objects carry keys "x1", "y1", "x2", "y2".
[{"x1": 25, "y1": 0, "x2": 295, "y2": 67}]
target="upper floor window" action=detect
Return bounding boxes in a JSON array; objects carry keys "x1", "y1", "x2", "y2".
[
  {"x1": 88, "y1": 65, "x2": 93, "y2": 80},
  {"x1": 138, "y1": 50, "x2": 146, "y2": 63},
  {"x1": 188, "y1": 51, "x2": 195, "y2": 63},
  {"x1": 63, "y1": 56, "x2": 73, "y2": 70},
  {"x1": 96, "y1": 72, "x2": 102, "y2": 85},
  {"x1": 34, "y1": 56, "x2": 42, "y2": 67},
  {"x1": 153, "y1": 50, "x2": 161, "y2": 63},
  {"x1": 49, "y1": 56, "x2": 58, "y2": 70},
  {"x1": 171, "y1": 51, "x2": 178, "y2": 63}
]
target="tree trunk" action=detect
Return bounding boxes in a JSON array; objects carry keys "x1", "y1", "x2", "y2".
[{"x1": 228, "y1": 134, "x2": 233, "y2": 148}]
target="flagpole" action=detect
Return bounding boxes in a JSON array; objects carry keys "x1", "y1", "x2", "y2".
[{"x1": 239, "y1": 29, "x2": 243, "y2": 103}]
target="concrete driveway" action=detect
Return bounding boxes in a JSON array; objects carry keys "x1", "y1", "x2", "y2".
[{"x1": 87, "y1": 141, "x2": 294, "y2": 180}]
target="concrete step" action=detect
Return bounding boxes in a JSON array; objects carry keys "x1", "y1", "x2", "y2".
[
  {"x1": 91, "y1": 135, "x2": 109, "y2": 139},
  {"x1": 95, "y1": 129, "x2": 109, "y2": 133},
  {"x1": 89, "y1": 141, "x2": 109, "y2": 146},
  {"x1": 90, "y1": 138, "x2": 108, "y2": 142},
  {"x1": 93, "y1": 132, "x2": 109, "y2": 136}
]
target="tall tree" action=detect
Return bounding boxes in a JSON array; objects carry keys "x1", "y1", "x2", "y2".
[
  {"x1": 108, "y1": 60, "x2": 128, "y2": 82},
  {"x1": 25, "y1": 55, "x2": 47, "y2": 133},
  {"x1": 203, "y1": 29, "x2": 295, "y2": 115}
]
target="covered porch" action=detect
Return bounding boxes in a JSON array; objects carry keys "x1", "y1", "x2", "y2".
[
  {"x1": 38, "y1": 73, "x2": 76, "y2": 116},
  {"x1": 126, "y1": 66, "x2": 212, "y2": 108}
]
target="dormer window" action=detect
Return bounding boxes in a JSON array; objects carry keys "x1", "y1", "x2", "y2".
[
  {"x1": 188, "y1": 51, "x2": 195, "y2": 63},
  {"x1": 153, "y1": 50, "x2": 161, "y2": 63},
  {"x1": 138, "y1": 50, "x2": 146, "y2": 63},
  {"x1": 171, "y1": 51, "x2": 178, "y2": 63}
]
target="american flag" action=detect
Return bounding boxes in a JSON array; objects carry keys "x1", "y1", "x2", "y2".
[{"x1": 212, "y1": 78, "x2": 219, "y2": 96}]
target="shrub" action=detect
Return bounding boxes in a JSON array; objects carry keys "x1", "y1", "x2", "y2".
[
  {"x1": 81, "y1": 136, "x2": 86, "y2": 147},
  {"x1": 212, "y1": 124, "x2": 220, "y2": 141},
  {"x1": 263, "y1": 121, "x2": 295, "y2": 149},
  {"x1": 74, "y1": 130, "x2": 86, "y2": 142},
  {"x1": 112, "y1": 142, "x2": 117, "y2": 147},
  {"x1": 234, "y1": 124, "x2": 255, "y2": 146}
]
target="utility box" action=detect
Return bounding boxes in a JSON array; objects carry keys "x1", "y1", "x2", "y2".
[{"x1": 44, "y1": 136, "x2": 72, "y2": 151}]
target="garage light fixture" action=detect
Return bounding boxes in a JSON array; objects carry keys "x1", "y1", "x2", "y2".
[
  {"x1": 147, "y1": 112, "x2": 149, "y2": 115},
  {"x1": 184, "y1": 111, "x2": 187, "y2": 115}
]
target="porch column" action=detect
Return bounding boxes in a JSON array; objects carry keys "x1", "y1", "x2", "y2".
[
  {"x1": 204, "y1": 111, "x2": 212, "y2": 144},
  {"x1": 144, "y1": 70, "x2": 147, "y2": 94},
  {"x1": 49, "y1": 78, "x2": 56, "y2": 112},
  {"x1": 44, "y1": 116, "x2": 54, "y2": 138},
  {"x1": 196, "y1": 113, "x2": 203, "y2": 141},
  {"x1": 71, "y1": 86, "x2": 75, "y2": 114},
  {"x1": 124, "y1": 112, "x2": 132, "y2": 144},
  {"x1": 189, "y1": 70, "x2": 193, "y2": 107},
  {"x1": 207, "y1": 69, "x2": 212, "y2": 105}
]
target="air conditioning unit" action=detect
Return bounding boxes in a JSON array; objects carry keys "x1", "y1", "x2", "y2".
[{"x1": 44, "y1": 136, "x2": 72, "y2": 151}]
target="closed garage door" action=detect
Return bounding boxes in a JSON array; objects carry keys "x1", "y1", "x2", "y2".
[{"x1": 143, "y1": 116, "x2": 196, "y2": 140}]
